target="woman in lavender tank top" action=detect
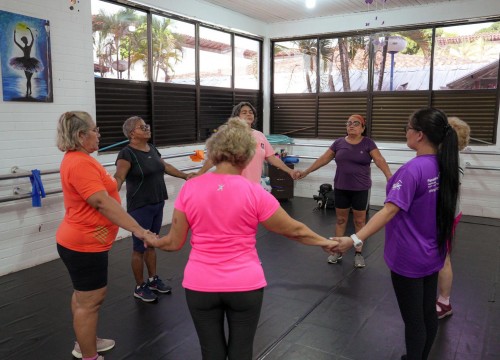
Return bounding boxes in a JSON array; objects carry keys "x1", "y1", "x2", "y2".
[{"x1": 333, "y1": 108, "x2": 459, "y2": 360}]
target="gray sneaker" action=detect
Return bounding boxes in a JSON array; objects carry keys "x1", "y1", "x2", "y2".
[
  {"x1": 327, "y1": 253, "x2": 343, "y2": 264},
  {"x1": 72, "y1": 337, "x2": 115, "y2": 358},
  {"x1": 354, "y1": 253, "x2": 366, "y2": 268}
]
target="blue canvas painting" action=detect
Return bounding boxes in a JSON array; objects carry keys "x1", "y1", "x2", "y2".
[{"x1": 0, "y1": 10, "x2": 53, "y2": 102}]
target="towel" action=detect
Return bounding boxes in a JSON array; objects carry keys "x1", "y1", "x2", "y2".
[
  {"x1": 190, "y1": 150, "x2": 205, "y2": 162},
  {"x1": 30, "y1": 169, "x2": 46, "y2": 207}
]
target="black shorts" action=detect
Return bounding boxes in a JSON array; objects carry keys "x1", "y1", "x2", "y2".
[
  {"x1": 57, "y1": 243, "x2": 108, "y2": 291},
  {"x1": 334, "y1": 188, "x2": 369, "y2": 211}
]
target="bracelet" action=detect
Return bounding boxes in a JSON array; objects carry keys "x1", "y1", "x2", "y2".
[{"x1": 350, "y1": 234, "x2": 363, "y2": 248}]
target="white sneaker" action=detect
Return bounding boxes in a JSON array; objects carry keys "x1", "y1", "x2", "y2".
[
  {"x1": 72, "y1": 337, "x2": 115, "y2": 358},
  {"x1": 327, "y1": 253, "x2": 343, "y2": 264}
]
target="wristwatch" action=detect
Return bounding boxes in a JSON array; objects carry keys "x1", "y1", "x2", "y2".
[{"x1": 350, "y1": 234, "x2": 363, "y2": 249}]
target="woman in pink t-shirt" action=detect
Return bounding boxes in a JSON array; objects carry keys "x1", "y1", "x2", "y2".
[
  {"x1": 197, "y1": 102, "x2": 300, "y2": 183},
  {"x1": 145, "y1": 118, "x2": 337, "y2": 360}
]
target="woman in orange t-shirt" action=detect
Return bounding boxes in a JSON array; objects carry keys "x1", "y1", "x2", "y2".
[{"x1": 56, "y1": 111, "x2": 155, "y2": 360}]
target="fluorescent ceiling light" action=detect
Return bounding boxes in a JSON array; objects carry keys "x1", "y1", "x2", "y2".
[{"x1": 306, "y1": 0, "x2": 316, "y2": 9}]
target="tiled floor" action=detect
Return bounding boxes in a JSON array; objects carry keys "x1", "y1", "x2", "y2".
[{"x1": 1, "y1": 197, "x2": 498, "y2": 360}]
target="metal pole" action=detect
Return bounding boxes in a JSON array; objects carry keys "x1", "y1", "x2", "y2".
[{"x1": 390, "y1": 51, "x2": 395, "y2": 91}]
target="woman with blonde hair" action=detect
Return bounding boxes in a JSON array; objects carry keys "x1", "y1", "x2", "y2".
[
  {"x1": 56, "y1": 111, "x2": 155, "y2": 360},
  {"x1": 145, "y1": 117, "x2": 337, "y2": 360}
]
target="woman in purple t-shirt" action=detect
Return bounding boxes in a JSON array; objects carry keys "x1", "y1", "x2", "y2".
[
  {"x1": 144, "y1": 118, "x2": 338, "y2": 360},
  {"x1": 299, "y1": 114, "x2": 392, "y2": 268},
  {"x1": 333, "y1": 108, "x2": 459, "y2": 360}
]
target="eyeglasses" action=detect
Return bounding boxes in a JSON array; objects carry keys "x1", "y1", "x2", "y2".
[
  {"x1": 404, "y1": 125, "x2": 421, "y2": 133},
  {"x1": 346, "y1": 121, "x2": 361, "y2": 127},
  {"x1": 135, "y1": 124, "x2": 150, "y2": 131}
]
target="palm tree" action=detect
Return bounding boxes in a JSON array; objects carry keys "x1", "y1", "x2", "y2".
[
  {"x1": 130, "y1": 17, "x2": 184, "y2": 82},
  {"x1": 293, "y1": 39, "x2": 318, "y2": 93},
  {"x1": 337, "y1": 37, "x2": 351, "y2": 91},
  {"x1": 92, "y1": 8, "x2": 138, "y2": 79}
]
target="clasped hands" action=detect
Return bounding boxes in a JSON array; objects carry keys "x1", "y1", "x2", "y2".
[
  {"x1": 134, "y1": 229, "x2": 160, "y2": 248},
  {"x1": 289, "y1": 170, "x2": 309, "y2": 180},
  {"x1": 323, "y1": 236, "x2": 356, "y2": 254}
]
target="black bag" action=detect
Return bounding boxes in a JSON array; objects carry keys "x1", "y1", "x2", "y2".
[{"x1": 313, "y1": 183, "x2": 335, "y2": 209}]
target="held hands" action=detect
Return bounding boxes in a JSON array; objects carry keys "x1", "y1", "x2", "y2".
[
  {"x1": 295, "y1": 170, "x2": 308, "y2": 180},
  {"x1": 322, "y1": 238, "x2": 339, "y2": 255},
  {"x1": 142, "y1": 231, "x2": 160, "y2": 248},
  {"x1": 331, "y1": 236, "x2": 354, "y2": 253},
  {"x1": 133, "y1": 229, "x2": 160, "y2": 248},
  {"x1": 186, "y1": 172, "x2": 197, "y2": 180},
  {"x1": 289, "y1": 169, "x2": 301, "y2": 180}
]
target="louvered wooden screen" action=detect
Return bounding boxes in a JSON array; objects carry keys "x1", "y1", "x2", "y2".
[
  {"x1": 371, "y1": 92, "x2": 429, "y2": 142},
  {"x1": 199, "y1": 87, "x2": 235, "y2": 140},
  {"x1": 432, "y1": 90, "x2": 498, "y2": 144},
  {"x1": 272, "y1": 90, "x2": 498, "y2": 143},
  {"x1": 153, "y1": 83, "x2": 197, "y2": 146},
  {"x1": 272, "y1": 94, "x2": 317, "y2": 138},
  {"x1": 95, "y1": 78, "x2": 150, "y2": 152},
  {"x1": 318, "y1": 93, "x2": 369, "y2": 139}
]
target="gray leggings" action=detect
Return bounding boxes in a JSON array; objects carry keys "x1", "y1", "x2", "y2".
[{"x1": 185, "y1": 288, "x2": 264, "y2": 360}]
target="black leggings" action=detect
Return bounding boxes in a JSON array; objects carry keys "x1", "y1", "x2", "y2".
[
  {"x1": 391, "y1": 271, "x2": 438, "y2": 360},
  {"x1": 185, "y1": 288, "x2": 264, "y2": 360}
]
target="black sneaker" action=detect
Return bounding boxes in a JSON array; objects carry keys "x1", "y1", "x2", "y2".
[
  {"x1": 134, "y1": 282, "x2": 158, "y2": 302},
  {"x1": 147, "y1": 275, "x2": 172, "y2": 294}
]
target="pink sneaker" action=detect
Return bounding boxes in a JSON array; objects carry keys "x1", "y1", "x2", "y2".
[{"x1": 436, "y1": 301, "x2": 453, "y2": 319}]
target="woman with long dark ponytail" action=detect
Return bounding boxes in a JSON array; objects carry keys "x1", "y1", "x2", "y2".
[{"x1": 333, "y1": 108, "x2": 459, "y2": 360}]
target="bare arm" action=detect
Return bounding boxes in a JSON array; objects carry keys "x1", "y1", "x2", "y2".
[
  {"x1": 370, "y1": 148, "x2": 392, "y2": 181},
  {"x1": 114, "y1": 159, "x2": 131, "y2": 191},
  {"x1": 86, "y1": 190, "x2": 147, "y2": 239},
  {"x1": 197, "y1": 158, "x2": 214, "y2": 175},
  {"x1": 266, "y1": 155, "x2": 300, "y2": 179},
  {"x1": 262, "y1": 207, "x2": 336, "y2": 250},
  {"x1": 333, "y1": 202, "x2": 400, "y2": 252},
  {"x1": 144, "y1": 209, "x2": 190, "y2": 251},
  {"x1": 299, "y1": 149, "x2": 335, "y2": 179},
  {"x1": 163, "y1": 160, "x2": 191, "y2": 180},
  {"x1": 13, "y1": 30, "x2": 22, "y2": 50},
  {"x1": 27, "y1": 28, "x2": 34, "y2": 46}
]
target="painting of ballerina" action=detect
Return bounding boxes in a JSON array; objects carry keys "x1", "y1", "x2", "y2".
[{"x1": 0, "y1": 11, "x2": 53, "y2": 102}]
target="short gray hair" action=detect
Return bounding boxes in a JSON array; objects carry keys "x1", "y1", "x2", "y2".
[
  {"x1": 122, "y1": 116, "x2": 143, "y2": 139},
  {"x1": 56, "y1": 111, "x2": 93, "y2": 151},
  {"x1": 206, "y1": 117, "x2": 256, "y2": 168}
]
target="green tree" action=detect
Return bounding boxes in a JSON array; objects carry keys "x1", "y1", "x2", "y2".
[
  {"x1": 130, "y1": 17, "x2": 184, "y2": 82},
  {"x1": 92, "y1": 8, "x2": 138, "y2": 79},
  {"x1": 476, "y1": 22, "x2": 500, "y2": 33}
]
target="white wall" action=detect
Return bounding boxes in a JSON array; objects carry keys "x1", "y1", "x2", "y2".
[
  {"x1": 263, "y1": 0, "x2": 500, "y2": 220},
  {"x1": 267, "y1": 0, "x2": 500, "y2": 38},
  {"x1": 0, "y1": 0, "x2": 263, "y2": 276},
  {"x1": 0, "y1": 0, "x2": 499, "y2": 276},
  {"x1": 277, "y1": 140, "x2": 500, "y2": 219}
]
